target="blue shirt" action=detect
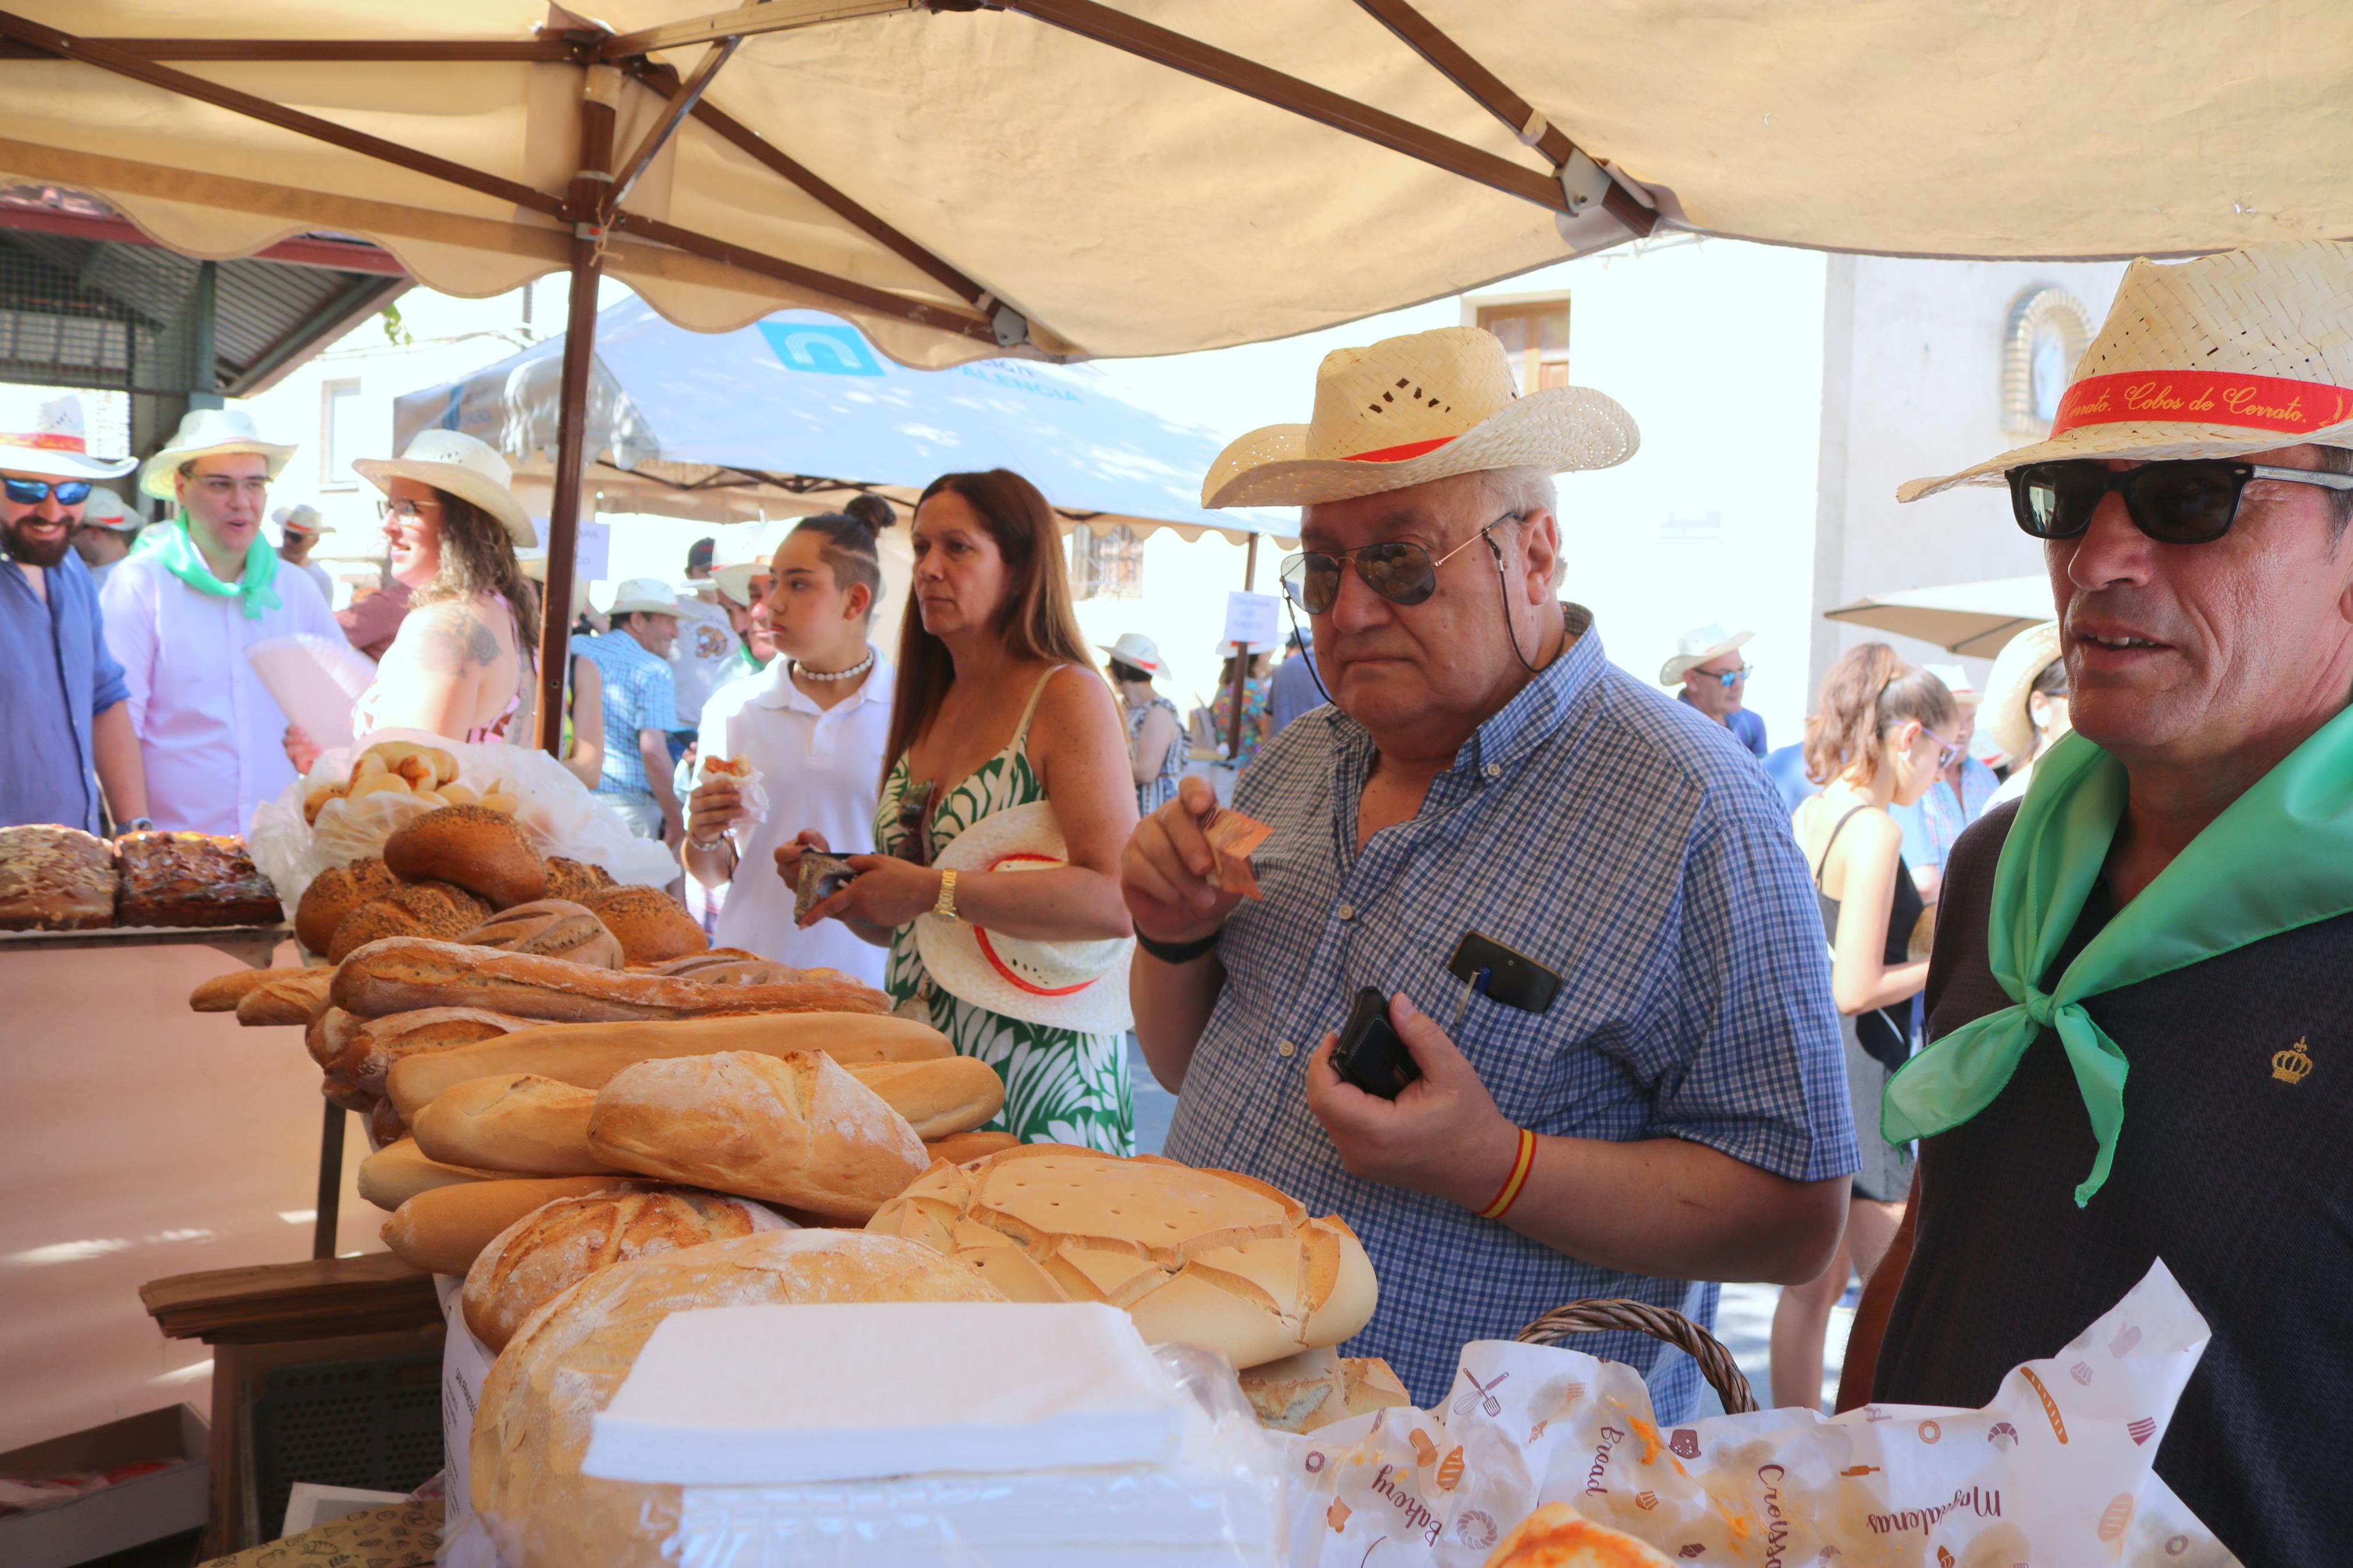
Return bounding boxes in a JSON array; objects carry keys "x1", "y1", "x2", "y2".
[
  {"x1": 0, "y1": 549, "x2": 129, "y2": 832},
  {"x1": 1268, "y1": 646, "x2": 1325, "y2": 735},
  {"x1": 1761, "y1": 742, "x2": 1819, "y2": 815},
  {"x1": 574, "y1": 630, "x2": 679, "y2": 797},
  {"x1": 1676, "y1": 688, "x2": 1767, "y2": 756},
  {"x1": 1164, "y1": 611, "x2": 1854, "y2": 1418},
  {"x1": 1889, "y1": 758, "x2": 1999, "y2": 872}
]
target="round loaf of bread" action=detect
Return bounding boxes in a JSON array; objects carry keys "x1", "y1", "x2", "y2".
[
  {"x1": 295, "y1": 856, "x2": 399, "y2": 954},
  {"x1": 580, "y1": 885, "x2": 707, "y2": 964},
  {"x1": 459, "y1": 900, "x2": 624, "y2": 969},
  {"x1": 473, "y1": 1231, "x2": 1005, "y2": 1568},
  {"x1": 328, "y1": 879, "x2": 494, "y2": 963},
  {"x1": 460, "y1": 1186, "x2": 786, "y2": 1350},
  {"x1": 869, "y1": 1144, "x2": 1379, "y2": 1370},
  {"x1": 385, "y1": 805, "x2": 547, "y2": 909},
  {"x1": 542, "y1": 855, "x2": 615, "y2": 904}
]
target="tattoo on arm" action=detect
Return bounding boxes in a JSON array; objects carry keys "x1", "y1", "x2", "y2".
[{"x1": 414, "y1": 608, "x2": 502, "y2": 675}]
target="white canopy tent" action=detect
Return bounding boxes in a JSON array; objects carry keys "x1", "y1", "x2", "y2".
[
  {"x1": 1823, "y1": 575, "x2": 2054, "y2": 660},
  {"x1": 4, "y1": 0, "x2": 2347, "y2": 751}
]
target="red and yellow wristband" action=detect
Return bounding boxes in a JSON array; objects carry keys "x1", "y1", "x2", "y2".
[{"x1": 1478, "y1": 1127, "x2": 1538, "y2": 1221}]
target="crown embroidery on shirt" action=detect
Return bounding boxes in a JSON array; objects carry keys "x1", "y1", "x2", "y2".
[{"x1": 2273, "y1": 1037, "x2": 2315, "y2": 1085}]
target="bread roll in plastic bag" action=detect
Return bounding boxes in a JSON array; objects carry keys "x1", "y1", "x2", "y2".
[{"x1": 251, "y1": 725, "x2": 678, "y2": 914}]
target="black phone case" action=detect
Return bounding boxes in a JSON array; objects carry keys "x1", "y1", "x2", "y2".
[
  {"x1": 1446, "y1": 931, "x2": 1562, "y2": 1015},
  {"x1": 1332, "y1": 985, "x2": 1421, "y2": 1098}
]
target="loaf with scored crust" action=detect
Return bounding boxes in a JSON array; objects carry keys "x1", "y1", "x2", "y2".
[{"x1": 332, "y1": 936, "x2": 889, "y2": 1022}]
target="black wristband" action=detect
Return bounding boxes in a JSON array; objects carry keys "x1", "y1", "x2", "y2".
[{"x1": 1135, "y1": 929, "x2": 1220, "y2": 965}]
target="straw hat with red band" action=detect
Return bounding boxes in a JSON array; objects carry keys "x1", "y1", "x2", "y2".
[
  {"x1": 1902, "y1": 241, "x2": 2353, "y2": 502},
  {"x1": 0, "y1": 389, "x2": 134, "y2": 481},
  {"x1": 913, "y1": 802, "x2": 1134, "y2": 1033},
  {"x1": 1201, "y1": 326, "x2": 1639, "y2": 510}
]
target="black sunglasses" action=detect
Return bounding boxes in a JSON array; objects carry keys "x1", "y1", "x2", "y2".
[
  {"x1": 3, "y1": 477, "x2": 93, "y2": 506},
  {"x1": 1280, "y1": 510, "x2": 1522, "y2": 614},
  {"x1": 2008, "y1": 458, "x2": 2353, "y2": 545}
]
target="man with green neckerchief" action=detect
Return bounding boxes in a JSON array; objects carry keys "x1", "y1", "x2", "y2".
[
  {"x1": 99, "y1": 408, "x2": 341, "y2": 836},
  {"x1": 1843, "y1": 241, "x2": 2353, "y2": 1563}
]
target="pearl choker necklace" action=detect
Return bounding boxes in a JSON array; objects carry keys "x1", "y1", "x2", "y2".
[{"x1": 792, "y1": 652, "x2": 874, "y2": 684}]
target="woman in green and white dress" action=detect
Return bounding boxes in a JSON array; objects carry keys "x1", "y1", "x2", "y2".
[{"x1": 787, "y1": 470, "x2": 1141, "y2": 1153}]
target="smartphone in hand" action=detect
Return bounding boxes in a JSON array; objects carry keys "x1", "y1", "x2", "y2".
[{"x1": 1330, "y1": 986, "x2": 1421, "y2": 1098}]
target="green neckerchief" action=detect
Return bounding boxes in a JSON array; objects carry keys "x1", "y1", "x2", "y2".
[
  {"x1": 1882, "y1": 708, "x2": 2353, "y2": 1206},
  {"x1": 135, "y1": 514, "x2": 279, "y2": 619}
]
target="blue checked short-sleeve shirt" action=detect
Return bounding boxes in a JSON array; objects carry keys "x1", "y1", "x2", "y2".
[
  {"x1": 1162, "y1": 610, "x2": 1854, "y2": 1419},
  {"x1": 574, "y1": 630, "x2": 680, "y2": 797}
]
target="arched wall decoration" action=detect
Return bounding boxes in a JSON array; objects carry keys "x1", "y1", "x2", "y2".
[{"x1": 2002, "y1": 287, "x2": 2095, "y2": 438}]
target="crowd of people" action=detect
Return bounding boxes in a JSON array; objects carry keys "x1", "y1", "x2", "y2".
[{"x1": 5, "y1": 237, "x2": 2347, "y2": 1559}]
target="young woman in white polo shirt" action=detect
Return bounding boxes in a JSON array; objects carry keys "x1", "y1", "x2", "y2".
[{"x1": 681, "y1": 496, "x2": 895, "y2": 984}]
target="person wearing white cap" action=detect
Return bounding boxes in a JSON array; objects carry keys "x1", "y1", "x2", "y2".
[
  {"x1": 705, "y1": 517, "x2": 792, "y2": 697},
  {"x1": 1884, "y1": 662, "x2": 1999, "y2": 902},
  {"x1": 271, "y1": 503, "x2": 334, "y2": 606},
  {"x1": 1977, "y1": 621, "x2": 2068, "y2": 813},
  {"x1": 68, "y1": 486, "x2": 141, "y2": 589},
  {"x1": 684, "y1": 504, "x2": 898, "y2": 983},
  {"x1": 1100, "y1": 631, "x2": 1183, "y2": 816},
  {"x1": 574, "y1": 576, "x2": 684, "y2": 841},
  {"x1": 668, "y1": 534, "x2": 743, "y2": 730},
  {"x1": 1122, "y1": 326, "x2": 1852, "y2": 1414},
  {"x1": 1660, "y1": 623, "x2": 1766, "y2": 758},
  {"x1": 100, "y1": 407, "x2": 339, "y2": 835},
  {"x1": 1847, "y1": 242, "x2": 2353, "y2": 1562},
  {"x1": 0, "y1": 390, "x2": 149, "y2": 833}
]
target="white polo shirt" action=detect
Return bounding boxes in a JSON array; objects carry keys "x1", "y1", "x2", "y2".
[{"x1": 695, "y1": 649, "x2": 893, "y2": 986}]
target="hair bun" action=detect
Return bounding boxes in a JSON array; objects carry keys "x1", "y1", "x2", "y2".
[{"x1": 843, "y1": 493, "x2": 896, "y2": 537}]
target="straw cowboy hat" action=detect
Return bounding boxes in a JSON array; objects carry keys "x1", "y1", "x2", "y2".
[
  {"x1": 1982, "y1": 620, "x2": 2064, "y2": 766},
  {"x1": 137, "y1": 407, "x2": 295, "y2": 499},
  {"x1": 710, "y1": 520, "x2": 786, "y2": 607},
  {"x1": 914, "y1": 802, "x2": 1134, "y2": 1033},
  {"x1": 352, "y1": 429, "x2": 535, "y2": 546},
  {"x1": 1658, "y1": 623, "x2": 1754, "y2": 687},
  {"x1": 606, "y1": 577, "x2": 680, "y2": 617},
  {"x1": 0, "y1": 390, "x2": 135, "y2": 481},
  {"x1": 1201, "y1": 326, "x2": 1638, "y2": 509},
  {"x1": 1903, "y1": 241, "x2": 2353, "y2": 501},
  {"x1": 80, "y1": 487, "x2": 139, "y2": 531},
  {"x1": 1099, "y1": 632, "x2": 1165, "y2": 675},
  {"x1": 272, "y1": 503, "x2": 324, "y2": 538}
]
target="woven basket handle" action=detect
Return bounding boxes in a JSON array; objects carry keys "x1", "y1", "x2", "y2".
[{"x1": 1513, "y1": 1297, "x2": 1757, "y2": 1416}]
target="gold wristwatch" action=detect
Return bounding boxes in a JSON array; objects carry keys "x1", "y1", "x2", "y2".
[{"x1": 932, "y1": 868, "x2": 959, "y2": 921}]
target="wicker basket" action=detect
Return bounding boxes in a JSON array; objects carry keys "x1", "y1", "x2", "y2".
[{"x1": 1514, "y1": 1297, "x2": 1757, "y2": 1416}]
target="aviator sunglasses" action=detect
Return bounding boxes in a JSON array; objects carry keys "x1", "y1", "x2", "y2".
[
  {"x1": 1280, "y1": 509, "x2": 1524, "y2": 614},
  {"x1": 2008, "y1": 458, "x2": 2353, "y2": 545},
  {"x1": 3, "y1": 477, "x2": 93, "y2": 506}
]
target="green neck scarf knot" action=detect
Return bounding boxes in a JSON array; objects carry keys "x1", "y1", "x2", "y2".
[{"x1": 136, "y1": 514, "x2": 279, "y2": 619}]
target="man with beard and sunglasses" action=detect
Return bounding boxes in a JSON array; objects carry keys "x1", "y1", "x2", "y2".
[
  {"x1": 1840, "y1": 242, "x2": 2353, "y2": 1561},
  {"x1": 0, "y1": 390, "x2": 150, "y2": 833},
  {"x1": 1120, "y1": 328, "x2": 1854, "y2": 1416}
]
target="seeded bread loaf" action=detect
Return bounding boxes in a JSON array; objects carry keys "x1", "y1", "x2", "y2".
[
  {"x1": 384, "y1": 804, "x2": 547, "y2": 909},
  {"x1": 542, "y1": 856, "x2": 615, "y2": 904},
  {"x1": 294, "y1": 856, "x2": 399, "y2": 954},
  {"x1": 328, "y1": 880, "x2": 493, "y2": 963},
  {"x1": 579, "y1": 884, "x2": 707, "y2": 964}
]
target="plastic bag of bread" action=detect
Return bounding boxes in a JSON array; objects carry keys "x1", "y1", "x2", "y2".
[
  {"x1": 249, "y1": 724, "x2": 676, "y2": 918},
  {"x1": 869, "y1": 1144, "x2": 1378, "y2": 1370},
  {"x1": 471, "y1": 1230, "x2": 1007, "y2": 1568},
  {"x1": 1269, "y1": 1260, "x2": 2238, "y2": 1568}
]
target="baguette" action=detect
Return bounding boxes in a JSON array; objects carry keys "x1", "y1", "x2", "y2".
[
  {"x1": 332, "y1": 936, "x2": 889, "y2": 1022},
  {"x1": 235, "y1": 969, "x2": 332, "y2": 1026},
  {"x1": 321, "y1": 1070, "x2": 374, "y2": 1112},
  {"x1": 332, "y1": 1007, "x2": 538, "y2": 1095},
  {"x1": 585, "y1": 1051, "x2": 927, "y2": 1222},
  {"x1": 189, "y1": 967, "x2": 282, "y2": 1012},
  {"x1": 306, "y1": 1006, "x2": 360, "y2": 1069},
  {"x1": 385, "y1": 1011, "x2": 951, "y2": 1120},
  {"x1": 924, "y1": 1130, "x2": 1020, "y2": 1165},
  {"x1": 356, "y1": 1136, "x2": 517, "y2": 1211},
  {"x1": 412, "y1": 1073, "x2": 615, "y2": 1175},
  {"x1": 381, "y1": 1175, "x2": 633, "y2": 1276},
  {"x1": 846, "y1": 1057, "x2": 1005, "y2": 1140}
]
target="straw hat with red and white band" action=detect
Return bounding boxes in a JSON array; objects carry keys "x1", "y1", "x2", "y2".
[
  {"x1": 1902, "y1": 241, "x2": 2353, "y2": 500},
  {"x1": 1200, "y1": 325, "x2": 1639, "y2": 510},
  {"x1": 0, "y1": 389, "x2": 134, "y2": 481},
  {"x1": 913, "y1": 802, "x2": 1134, "y2": 1033},
  {"x1": 1098, "y1": 632, "x2": 1165, "y2": 676}
]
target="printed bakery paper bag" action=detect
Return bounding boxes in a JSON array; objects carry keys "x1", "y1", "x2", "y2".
[{"x1": 1273, "y1": 1259, "x2": 2239, "y2": 1567}]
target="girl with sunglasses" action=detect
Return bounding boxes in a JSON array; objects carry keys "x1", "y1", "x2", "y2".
[{"x1": 1770, "y1": 641, "x2": 1957, "y2": 1411}]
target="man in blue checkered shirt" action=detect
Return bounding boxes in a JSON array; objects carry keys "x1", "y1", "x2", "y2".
[
  {"x1": 1123, "y1": 328, "x2": 1854, "y2": 1419},
  {"x1": 574, "y1": 577, "x2": 686, "y2": 844}
]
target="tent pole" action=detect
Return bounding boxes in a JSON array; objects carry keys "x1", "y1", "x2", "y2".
[
  {"x1": 1225, "y1": 533, "x2": 1259, "y2": 764},
  {"x1": 537, "y1": 80, "x2": 618, "y2": 756}
]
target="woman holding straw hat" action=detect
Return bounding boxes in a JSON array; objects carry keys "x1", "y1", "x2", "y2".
[
  {"x1": 283, "y1": 431, "x2": 540, "y2": 769},
  {"x1": 1979, "y1": 621, "x2": 2069, "y2": 811},
  {"x1": 789, "y1": 469, "x2": 1141, "y2": 1153}
]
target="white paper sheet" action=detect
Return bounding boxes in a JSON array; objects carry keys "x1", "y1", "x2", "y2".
[
  {"x1": 246, "y1": 633, "x2": 375, "y2": 752},
  {"x1": 584, "y1": 1302, "x2": 1188, "y2": 1486}
]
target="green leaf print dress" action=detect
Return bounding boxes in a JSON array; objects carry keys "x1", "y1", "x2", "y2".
[{"x1": 876, "y1": 667, "x2": 1136, "y2": 1155}]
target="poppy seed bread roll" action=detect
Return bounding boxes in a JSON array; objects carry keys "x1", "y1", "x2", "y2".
[
  {"x1": 328, "y1": 879, "x2": 493, "y2": 963},
  {"x1": 385, "y1": 804, "x2": 547, "y2": 909},
  {"x1": 295, "y1": 856, "x2": 399, "y2": 955},
  {"x1": 542, "y1": 855, "x2": 615, "y2": 904},
  {"x1": 579, "y1": 884, "x2": 707, "y2": 964}
]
